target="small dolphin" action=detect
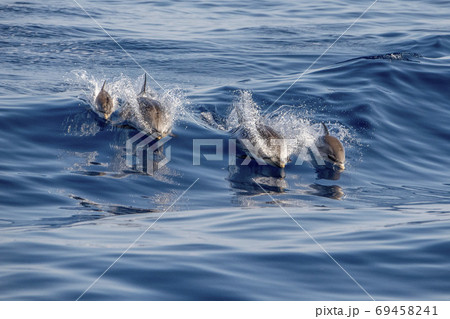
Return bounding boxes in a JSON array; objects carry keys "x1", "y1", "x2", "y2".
[
  {"x1": 95, "y1": 81, "x2": 114, "y2": 120},
  {"x1": 136, "y1": 74, "x2": 172, "y2": 139},
  {"x1": 234, "y1": 104, "x2": 289, "y2": 168},
  {"x1": 316, "y1": 123, "x2": 345, "y2": 170}
]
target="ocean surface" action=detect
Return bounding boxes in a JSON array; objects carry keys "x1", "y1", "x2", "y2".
[{"x1": 1, "y1": 0, "x2": 450, "y2": 300}]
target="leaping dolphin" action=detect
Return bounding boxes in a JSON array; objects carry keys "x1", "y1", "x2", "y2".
[
  {"x1": 233, "y1": 100, "x2": 289, "y2": 168},
  {"x1": 95, "y1": 81, "x2": 114, "y2": 120},
  {"x1": 316, "y1": 123, "x2": 345, "y2": 170},
  {"x1": 136, "y1": 74, "x2": 172, "y2": 139}
]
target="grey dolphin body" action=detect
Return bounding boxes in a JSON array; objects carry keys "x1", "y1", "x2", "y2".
[
  {"x1": 95, "y1": 81, "x2": 114, "y2": 120},
  {"x1": 237, "y1": 124, "x2": 288, "y2": 168},
  {"x1": 316, "y1": 123, "x2": 345, "y2": 170},
  {"x1": 234, "y1": 105, "x2": 288, "y2": 168},
  {"x1": 136, "y1": 74, "x2": 171, "y2": 138}
]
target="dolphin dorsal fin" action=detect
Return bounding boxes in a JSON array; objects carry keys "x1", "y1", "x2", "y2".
[
  {"x1": 139, "y1": 73, "x2": 147, "y2": 96},
  {"x1": 322, "y1": 123, "x2": 330, "y2": 136},
  {"x1": 101, "y1": 80, "x2": 106, "y2": 91}
]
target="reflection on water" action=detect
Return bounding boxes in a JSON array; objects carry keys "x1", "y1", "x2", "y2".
[
  {"x1": 315, "y1": 166, "x2": 343, "y2": 181},
  {"x1": 67, "y1": 195, "x2": 157, "y2": 216},
  {"x1": 228, "y1": 158, "x2": 288, "y2": 196},
  {"x1": 227, "y1": 155, "x2": 345, "y2": 202},
  {"x1": 46, "y1": 195, "x2": 158, "y2": 229},
  {"x1": 307, "y1": 183, "x2": 345, "y2": 200},
  {"x1": 59, "y1": 107, "x2": 184, "y2": 217}
]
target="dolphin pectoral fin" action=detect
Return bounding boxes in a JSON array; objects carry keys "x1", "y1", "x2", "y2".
[
  {"x1": 139, "y1": 73, "x2": 147, "y2": 96},
  {"x1": 169, "y1": 133, "x2": 177, "y2": 138}
]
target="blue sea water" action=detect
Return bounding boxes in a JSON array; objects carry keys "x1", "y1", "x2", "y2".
[{"x1": 1, "y1": 0, "x2": 450, "y2": 300}]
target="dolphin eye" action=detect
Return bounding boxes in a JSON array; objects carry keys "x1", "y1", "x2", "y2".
[{"x1": 328, "y1": 154, "x2": 337, "y2": 162}]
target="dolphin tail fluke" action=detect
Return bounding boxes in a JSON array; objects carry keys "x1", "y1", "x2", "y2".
[
  {"x1": 101, "y1": 80, "x2": 106, "y2": 91},
  {"x1": 322, "y1": 123, "x2": 330, "y2": 136},
  {"x1": 139, "y1": 73, "x2": 147, "y2": 96}
]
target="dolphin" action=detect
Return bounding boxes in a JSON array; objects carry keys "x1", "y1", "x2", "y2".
[
  {"x1": 136, "y1": 74, "x2": 172, "y2": 139},
  {"x1": 95, "y1": 81, "x2": 114, "y2": 120},
  {"x1": 234, "y1": 104, "x2": 289, "y2": 168},
  {"x1": 316, "y1": 123, "x2": 345, "y2": 170}
]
